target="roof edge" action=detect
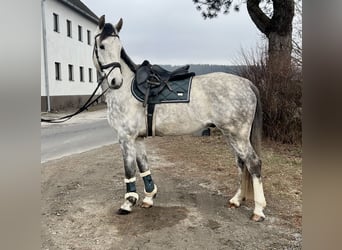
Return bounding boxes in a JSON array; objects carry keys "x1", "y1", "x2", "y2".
[{"x1": 58, "y1": 0, "x2": 99, "y2": 24}]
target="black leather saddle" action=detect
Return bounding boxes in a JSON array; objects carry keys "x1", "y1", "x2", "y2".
[{"x1": 134, "y1": 60, "x2": 195, "y2": 106}]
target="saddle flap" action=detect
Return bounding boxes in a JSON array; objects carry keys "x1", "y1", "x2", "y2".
[{"x1": 136, "y1": 65, "x2": 151, "y2": 85}]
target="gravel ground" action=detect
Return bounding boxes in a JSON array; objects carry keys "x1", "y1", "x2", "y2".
[{"x1": 41, "y1": 134, "x2": 302, "y2": 250}]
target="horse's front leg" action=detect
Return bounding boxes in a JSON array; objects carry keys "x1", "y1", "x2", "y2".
[
  {"x1": 135, "y1": 138, "x2": 158, "y2": 208},
  {"x1": 117, "y1": 138, "x2": 139, "y2": 215}
]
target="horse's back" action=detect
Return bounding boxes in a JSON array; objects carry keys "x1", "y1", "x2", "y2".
[
  {"x1": 190, "y1": 72, "x2": 257, "y2": 111},
  {"x1": 153, "y1": 72, "x2": 257, "y2": 136},
  {"x1": 192, "y1": 72, "x2": 255, "y2": 97}
]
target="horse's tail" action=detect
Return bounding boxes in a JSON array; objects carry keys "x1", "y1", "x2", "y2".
[
  {"x1": 244, "y1": 83, "x2": 263, "y2": 199},
  {"x1": 250, "y1": 83, "x2": 262, "y2": 156}
]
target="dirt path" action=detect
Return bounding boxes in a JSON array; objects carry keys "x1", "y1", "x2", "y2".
[{"x1": 41, "y1": 135, "x2": 302, "y2": 250}]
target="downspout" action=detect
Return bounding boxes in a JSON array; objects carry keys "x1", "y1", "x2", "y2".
[{"x1": 41, "y1": 0, "x2": 51, "y2": 112}]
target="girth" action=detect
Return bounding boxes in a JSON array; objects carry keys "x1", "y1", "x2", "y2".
[{"x1": 147, "y1": 104, "x2": 155, "y2": 137}]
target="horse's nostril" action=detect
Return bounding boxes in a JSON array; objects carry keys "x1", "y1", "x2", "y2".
[{"x1": 111, "y1": 79, "x2": 116, "y2": 86}]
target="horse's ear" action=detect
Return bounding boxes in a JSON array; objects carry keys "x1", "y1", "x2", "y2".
[
  {"x1": 99, "y1": 15, "x2": 105, "y2": 30},
  {"x1": 115, "y1": 18, "x2": 123, "y2": 33}
]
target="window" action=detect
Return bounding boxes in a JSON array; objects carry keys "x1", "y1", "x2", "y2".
[
  {"x1": 53, "y1": 13, "x2": 59, "y2": 32},
  {"x1": 88, "y1": 68, "x2": 93, "y2": 82},
  {"x1": 80, "y1": 66, "x2": 84, "y2": 82},
  {"x1": 68, "y1": 64, "x2": 74, "y2": 81},
  {"x1": 78, "y1": 25, "x2": 82, "y2": 41},
  {"x1": 55, "y1": 62, "x2": 61, "y2": 80},
  {"x1": 67, "y1": 20, "x2": 72, "y2": 37},
  {"x1": 87, "y1": 30, "x2": 91, "y2": 45}
]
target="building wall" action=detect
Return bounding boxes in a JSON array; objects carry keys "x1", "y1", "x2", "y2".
[{"x1": 41, "y1": 0, "x2": 100, "y2": 111}]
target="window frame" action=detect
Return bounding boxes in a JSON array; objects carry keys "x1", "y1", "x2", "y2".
[
  {"x1": 66, "y1": 19, "x2": 72, "y2": 37},
  {"x1": 55, "y1": 62, "x2": 61, "y2": 80},
  {"x1": 87, "y1": 30, "x2": 91, "y2": 45},
  {"x1": 68, "y1": 64, "x2": 74, "y2": 81},
  {"x1": 88, "y1": 68, "x2": 93, "y2": 82},
  {"x1": 78, "y1": 25, "x2": 83, "y2": 42},
  {"x1": 79, "y1": 66, "x2": 84, "y2": 82},
  {"x1": 53, "y1": 13, "x2": 59, "y2": 32}
]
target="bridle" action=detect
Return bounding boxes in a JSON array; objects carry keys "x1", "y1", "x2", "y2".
[{"x1": 93, "y1": 33, "x2": 122, "y2": 87}]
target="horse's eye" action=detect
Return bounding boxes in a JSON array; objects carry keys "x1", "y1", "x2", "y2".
[{"x1": 99, "y1": 45, "x2": 105, "y2": 50}]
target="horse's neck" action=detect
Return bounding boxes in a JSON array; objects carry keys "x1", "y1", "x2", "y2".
[{"x1": 121, "y1": 56, "x2": 135, "y2": 86}]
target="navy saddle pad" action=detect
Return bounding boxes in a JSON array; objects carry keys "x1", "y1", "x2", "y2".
[{"x1": 131, "y1": 76, "x2": 194, "y2": 104}]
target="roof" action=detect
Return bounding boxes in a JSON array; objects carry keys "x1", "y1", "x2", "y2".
[{"x1": 58, "y1": 0, "x2": 99, "y2": 24}]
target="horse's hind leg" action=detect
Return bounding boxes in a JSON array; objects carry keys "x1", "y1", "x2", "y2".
[
  {"x1": 225, "y1": 133, "x2": 266, "y2": 221},
  {"x1": 117, "y1": 139, "x2": 139, "y2": 215},
  {"x1": 135, "y1": 138, "x2": 157, "y2": 208},
  {"x1": 229, "y1": 156, "x2": 248, "y2": 208}
]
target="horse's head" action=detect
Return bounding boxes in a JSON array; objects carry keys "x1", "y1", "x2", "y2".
[{"x1": 93, "y1": 15, "x2": 123, "y2": 89}]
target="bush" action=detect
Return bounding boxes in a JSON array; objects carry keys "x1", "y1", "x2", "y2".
[{"x1": 237, "y1": 48, "x2": 302, "y2": 144}]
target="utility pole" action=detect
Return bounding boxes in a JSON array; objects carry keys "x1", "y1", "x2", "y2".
[{"x1": 41, "y1": 0, "x2": 51, "y2": 112}]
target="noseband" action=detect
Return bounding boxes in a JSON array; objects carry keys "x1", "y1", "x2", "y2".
[{"x1": 93, "y1": 33, "x2": 122, "y2": 85}]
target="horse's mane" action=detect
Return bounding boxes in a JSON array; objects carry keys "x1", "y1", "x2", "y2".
[{"x1": 121, "y1": 48, "x2": 138, "y2": 73}]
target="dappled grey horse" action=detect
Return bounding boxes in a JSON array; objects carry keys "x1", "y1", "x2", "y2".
[{"x1": 92, "y1": 15, "x2": 266, "y2": 221}]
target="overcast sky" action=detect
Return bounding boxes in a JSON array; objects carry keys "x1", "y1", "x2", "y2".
[{"x1": 82, "y1": 0, "x2": 262, "y2": 65}]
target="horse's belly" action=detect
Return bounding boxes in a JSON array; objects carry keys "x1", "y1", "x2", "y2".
[
  {"x1": 154, "y1": 104, "x2": 207, "y2": 136},
  {"x1": 155, "y1": 121, "x2": 204, "y2": 136}
]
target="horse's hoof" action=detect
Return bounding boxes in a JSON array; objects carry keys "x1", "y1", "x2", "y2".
[
  {"x1": 117, "y1": 208, "x2": 131, "y2": 215},
  {"x1": 228, "y1": 202, "x2": 240, "y2": 208},
  {"x1": 141, "y1": 202, "x2": 153, "y2": 208},
  {"x1": 251, "y1": 214, "x2": 265, "y2": 222}
]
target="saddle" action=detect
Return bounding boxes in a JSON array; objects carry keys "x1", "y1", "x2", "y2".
[{"x1": 135, "y1": 60, "x2": 195, "y2": 107}]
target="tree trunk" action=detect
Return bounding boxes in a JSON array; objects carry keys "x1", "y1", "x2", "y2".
[
  {"x1": 267, "y1": 31, "x2": 292, "y2": 74},
  {"x1": 247, "y1": 0, "x2": 295, "y2": 74}
]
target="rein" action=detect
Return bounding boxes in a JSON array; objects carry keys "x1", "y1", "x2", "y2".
[{"x1": 41, "y1": 76, "x2": 108, "y2": 123}]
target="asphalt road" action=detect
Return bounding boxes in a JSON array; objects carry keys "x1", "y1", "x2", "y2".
[{"x1": 41, "y1": 112, "x2": 117, "y2": 163}]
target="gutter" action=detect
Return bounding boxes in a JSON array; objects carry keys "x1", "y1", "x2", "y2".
[{"x1": 41, "y1": 0, "x2": 51, "y2": 112}]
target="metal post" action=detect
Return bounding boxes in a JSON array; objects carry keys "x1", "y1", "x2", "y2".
[{"x1": 41, "y1": 0, "x2": 51, "y2": 112}]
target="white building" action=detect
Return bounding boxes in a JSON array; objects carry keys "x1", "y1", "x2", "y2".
[{"x1": 41, "y1": 0, "x2": 100, "y2": 111}]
